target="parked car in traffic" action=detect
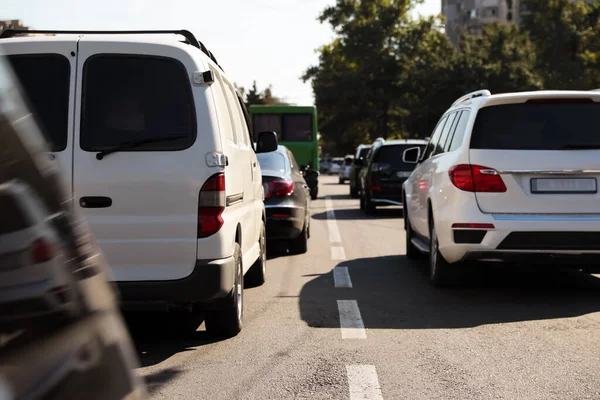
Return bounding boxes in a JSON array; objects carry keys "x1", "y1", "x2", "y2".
[
  {"x1": 329, "y1": 157, "x2": 344, "y2": 175},
  {"x1": 2, "y1": 29, "x2": 278, "y2": 337},
  {"x1": 350, "y1": 144, "x2": 372, "y2": 197},
  {"x1": 359, "y1": 138, "x2": 426, "y2": 214},
  {"x1": 320, "y1": 157, "x2": 332, "y2": 174},
  {"x1": 257, "y1": 146, "x2": 311, "y2": 254},
  {"x1": 0, "y1": 51, "x2": 144, "y2": 400},
  {"x1": 338, "y1": 155, "x2": 353, "y2": 183},
  {"x1": 402, "y1": 89, "x2": 600, "y2": 286}
]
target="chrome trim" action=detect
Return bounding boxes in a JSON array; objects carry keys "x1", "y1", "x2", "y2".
[
  {"x1": 373, "y1": 199, "x2": 403, "y2": 206},
  {"x1": 479, "y1": 169, "x2": 499, "y2": 175},
  {"x1": 411, "y1": 238, "x2": 429, "y2": 253},
  {"x1": 493, "y1": 214, "x2": 600, "y2": 221},
  {"x1": 467, "y1": 249, "x2": 600, "y2": 255},
  {"x1": 497, "y1": 169, "x2": 600, "y2": 175},
  {"x1": 226, "y1": 193, "x2": 244, "y2": 206}
]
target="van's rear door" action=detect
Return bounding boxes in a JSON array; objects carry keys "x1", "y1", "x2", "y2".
[
  {"x1": 469, "y1": 98, "x2": 600, "y2": 214},
  {"x1": 3, "y1": 38, "x2": 77, "y2": 197},
  {"x1": 73, "y1": 38, "x2": 207, "y2": 281},
  {"x1": 372, "y1": 144, "x2": 424, "y2": 202}
]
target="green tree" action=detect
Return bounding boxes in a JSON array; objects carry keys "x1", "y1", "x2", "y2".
[{"x1": 245, "y1": 81, "x2": 264, "y2": 107}]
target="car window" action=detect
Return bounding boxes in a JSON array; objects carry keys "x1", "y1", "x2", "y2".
[
  {"x1": 282, "y1": 114, "x2": 313, "y2": 142},
  {"x1": 222, "y1": 80, "x2": 247, "y2": 146},
  {"x1": 447, "y1": 110, "x2": 471, "y2": 152},
  {"x1": 470, "y1": 103, "x2": 600, "y2": 150},
  {"x1": 8, "y1": 54, "x2": 70, "y2": 152},
  {"x1": 253, "y1": 114, "x2": 281, "y2": 141},
  {"x1": 0, "y1": 193, "x2": 32, "y2": 234},
  {"x1": 257, "y1": 151, "x2": 287, "y2": 174},
  {"x1": 358, "y1": 147, "x2": 370, "y2": 159},
  {"x1": 434, "y1": 112, "x2": 458, "y2": 155},
  {"x1": 80, "y1": 55, "x2": 195, "y2": 151},
  {"x1": 236, "y1": 93, "x2": 254, "y2": 148},
  {"x1": 422, "y1": 115, "x2": 448, "y2": 160},
  {"x1": 375, "y1": 144, "x2": 427, "y2": 171}
]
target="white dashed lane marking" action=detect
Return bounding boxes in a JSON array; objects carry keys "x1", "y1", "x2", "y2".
[
  {"x1": 346, "y1": 365, "x2": 384, "y2": 400},
  {"x1": 333, "y1": 266, "x2": 353, "y2": 288},
  {"x1": 337, "y1": 300, "x2": 366, "y2": 339},
  {"x1": 325, "y1": 197, "x2": 346, "y2": 260}
]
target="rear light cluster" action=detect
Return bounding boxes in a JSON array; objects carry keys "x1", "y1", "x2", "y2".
[
  {"x1": 449, "y1": 164, "x2": 507, "y2": 193},
  {"x1": 198, "y1": 173, "x2": 225, "y2": 238},
  {"x1": 32, "y1": 238, "x2": 54, "y2": 263},
  {"x1": 369, "y1": 173, "x2": 380, "y2": 191},
  {"x1": 263, "y1": 180, "x2": 294, "y2": 200}
]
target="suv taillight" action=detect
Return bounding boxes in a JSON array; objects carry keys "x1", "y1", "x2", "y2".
[
  {"x1": 264, "y1": 180, "x2": 294, "y2": 200},
  {"x1": 32, "y1": 238, "x2": 54, "y2": 263},
  {"x1": 198, "y1": 173, "x2": 225, "y2": 238},
  {"x1": 449, "y1": 164, "x2": 507, "y2": 193}
]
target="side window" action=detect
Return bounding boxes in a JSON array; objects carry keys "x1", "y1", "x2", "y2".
[
  {"x1": 434, "y1": 112, "x2": 458, "y2": 156},
  {"x1": 448, "y1": 110, "x2": 471, "y2": 152},
  {"x1": 236, "y1": 93, "x2": 254, "y2": 147},
  {"x1": 81, "y1": 55, "x2": 196, "y2": 151},
  {"x1": 211, "y1": 72, "x2": 236, "y2": 144},
  {"x1": 422, "y1": 116, "x2": 448, "y2": 160},
  {"x1": 219, "y1": 78, "x2": 245, "y2": 145}
]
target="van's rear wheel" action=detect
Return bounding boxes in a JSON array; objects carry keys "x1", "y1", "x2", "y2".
[
  {"x1": 246, "y1": 224, "x2": 266, "y2": 287},
  {"x1": 205, "y1": 243, "x2": 243, "y2": 337}
]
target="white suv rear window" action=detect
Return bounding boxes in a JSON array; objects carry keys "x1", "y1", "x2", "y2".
[
  {"x1": 470, "y1": 101, "x2": 600, "y2": 150},
  {"x1": 80, "y1": 55, "x2": 196, "y2": 151}
]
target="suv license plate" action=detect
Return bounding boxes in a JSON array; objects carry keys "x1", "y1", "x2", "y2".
[
  {"x1": 396, "y1": 171, "x2": 412, "y2": 178},
  {"x1": 531, "y1": 178, "x2": 597, "y2": 194}
]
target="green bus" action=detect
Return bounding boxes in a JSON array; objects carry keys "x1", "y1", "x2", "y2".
[{"x1": 249, "y1": 105, "x2": 320, "y2": 171}]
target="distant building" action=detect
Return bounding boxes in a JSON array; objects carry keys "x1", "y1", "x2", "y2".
[
  {"x1": 0, "y1": 20, "x2": 31, "y2": 34},
  {"x1": 442, "y1": 0, "x2": 593, "y2": 45}
]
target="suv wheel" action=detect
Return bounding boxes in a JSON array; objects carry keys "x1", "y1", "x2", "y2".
[
  {"x1": 289, "y1": 220, "x2": 308, "y2": 254},
  {"x1": 246, "y1": 223, "x2": 266, "y2": 287},
  {"x1": 359, "y1": 193, "x2": 365, "y2": 210},
  {"x1": 205, "y1": 243, "x2": 243, "y2": 337},
  {"x1": 350, "y1": 185, "x2": 359, "y2": 198},
  {"x1": 429, "y1": 220, "x2": 455, "y2": 287},
  {"x1": 338, "y1": 177, "x2": 344, "y2": 184},
  {"x1": 365, "y1": 198, "x2": 376, "y2": 215}
]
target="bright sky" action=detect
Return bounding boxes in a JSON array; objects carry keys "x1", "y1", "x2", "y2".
[{"x1": 2, "y1": 0, "x2": 440, "y2": 105}]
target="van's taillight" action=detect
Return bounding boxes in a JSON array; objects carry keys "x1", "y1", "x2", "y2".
[
  {"x1": 264, "y1": 180, "x2": 294, "y2": 200},
  {"x1": 449, "y1": 164, "x2": 507, "y2": 193},
  {"x1": 198, "y1": 173, "x2": 225, "y2": 238},
  {"x1": 32, "y1": 238, "x2": 54, "y2": 263}
]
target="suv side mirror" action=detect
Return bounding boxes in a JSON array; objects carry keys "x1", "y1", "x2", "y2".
[
  {"x1": 256, "y1": 131, "x2": 278, "y2": 153},
  {"x1": 402, "y1": 147, "x2": 421, "y2": 164}
]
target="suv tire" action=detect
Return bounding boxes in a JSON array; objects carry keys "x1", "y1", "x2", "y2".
[
  {"x1": 205, "y1": 243, "x2": 243, "y2": 337},
  {"x1": 429, "y1": 220, "x2": 455, "y2": 287},
  {"x1": 350, "y1": 186, "x2": 359, "y2": 198},
  {"x1": 246, "y1": 224, "x2": 266, "y2": 287}
]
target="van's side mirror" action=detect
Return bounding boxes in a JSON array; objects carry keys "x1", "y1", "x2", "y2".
[
  {"x1": 403, "y1": 147, "x2": 421, "y2": 164},
  {"x1": 256, "y1": 131, "x2": 278, "y2": 153}
]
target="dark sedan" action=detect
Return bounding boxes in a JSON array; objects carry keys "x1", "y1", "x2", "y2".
[{"x1": 257, "y1": 146, "x2": 311, "y2": 254}]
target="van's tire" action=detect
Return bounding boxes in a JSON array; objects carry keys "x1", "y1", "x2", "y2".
[
  {"x1": 246, "y1": 224, "x2": 266, "y2": 287},
  {"x1": 205, "y1": 243, "x2": 243, "y2": 338},
  {"x1": 429, "y1": 220, "x2": 455, "y2": 287},
  {"x1": 289, "y1": 221, "x2": 308, "y2": 254}
]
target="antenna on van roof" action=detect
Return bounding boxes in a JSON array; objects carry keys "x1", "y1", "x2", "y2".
[{"x1": 0, "y1": 29, "x2": 225, "y2": 71}]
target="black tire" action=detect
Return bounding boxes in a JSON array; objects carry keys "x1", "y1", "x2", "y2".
[
  {"x1": 365, "y1": 198, "x2": 376, "y2": 215},
  {"x1": 338, "y1": 177, "x2": 344, "y2": 184},
  {"x1": 429, "y1": 220, "x2": 455, "y2": 287},
  {"x1": 246, "y1": 223, "x2": 266, "y2": 287},
  {"x1": 350, "y1": 186, "x2": 359, "y2": 198},
  {"x1": 404, "y1": 206, "x2": 420, "y2": 260},
  {"x1": 205, "y1": 243, "x2": 243, "y2": 337},
  {"x1": 359, "y1": 193, "x2": 365, "y2": 210},
  {"x1": 289, "y1": 221, "x2": 308, "y2": 254}
]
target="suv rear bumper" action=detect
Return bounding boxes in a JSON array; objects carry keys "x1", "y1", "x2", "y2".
[
  {"x1": 460, "y1": 250, "x2": 600, "y2": 265},
  {"x1": 116, "y1": 256, "x2": 235, "y2": 309}
]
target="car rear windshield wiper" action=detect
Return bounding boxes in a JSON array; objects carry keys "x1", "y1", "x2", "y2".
[
  {"x1": 561, "y1": 144, "x2": 600, "y2": 150},
  {"x1": 96, "y1": 135, "x2": 188, "y2": 160}
]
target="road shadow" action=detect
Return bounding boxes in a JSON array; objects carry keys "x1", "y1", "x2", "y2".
[
  {"x1": 312, "y1": 207, "x2": 403, "y2": 221},
  {"x1": 298, "y1": 255, "x2": 600, "y2": 330}
]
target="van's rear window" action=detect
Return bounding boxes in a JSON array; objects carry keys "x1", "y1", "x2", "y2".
[
  {"x1": 470, "y1": 103, "x2": 600, "y2": 150},
  {"x1": 80, "y1": 55, "x2": 196, "y2": 151},
  {"x1": 0, "y1": 194, "x2": 31, "y2": 234},
  {"x1": 8, "y1": 54, "x2": 70, "y2": 152},
  {"x1": 375, "y1": 145, "x2": 425, "y2": 171}
]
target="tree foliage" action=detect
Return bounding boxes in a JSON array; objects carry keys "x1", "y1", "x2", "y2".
[
  {"x1": 239, "y1": 81, "x2": 290, "y2": 108},
  {"x1": 305, "y1": 0, "x2": 600, "y2": 154}
]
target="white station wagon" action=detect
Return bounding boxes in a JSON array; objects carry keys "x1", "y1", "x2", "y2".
[{"x1": 402, "y1": 89, "x2": 600, "y2": 286}]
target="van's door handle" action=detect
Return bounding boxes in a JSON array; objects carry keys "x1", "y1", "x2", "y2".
[{"x1": 80, "y1": 196, "x2": 112, "y2": 208}]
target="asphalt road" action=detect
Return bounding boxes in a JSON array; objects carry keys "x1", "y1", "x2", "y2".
[{"x1": 128, "y1": 175, "x2": 600, "y2": 400}]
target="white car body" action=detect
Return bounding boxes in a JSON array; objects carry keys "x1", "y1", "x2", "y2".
[
  {"x1": 338, "y1": 155, "x2": 353, "y2": 182},
  {"x1": 1, "y1": 32, "x2": 267, "y2": 324},
  {"x1": 329, "y1": 158, "x2": 344, "y2": 175},
  {"x1": 403, "y1": 89, "x2": 600, "y2": 284}
]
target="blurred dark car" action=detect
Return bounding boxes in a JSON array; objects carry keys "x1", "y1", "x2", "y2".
[
  {"x1": 349, "y1": 144, "x2": 372, "y2": 198},
  {"x1": 0, "y1": 53, "x2": 144, "y2": 399},
  {"x1": 257, "y1": 146, "x2": 311, "y2": 254},
  {"x1": 359, "y1": 139, "x2": 427, "y2": 214}
]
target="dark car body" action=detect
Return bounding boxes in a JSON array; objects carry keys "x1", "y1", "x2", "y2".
[
  {"x1": 359, "y1": 139, "x2": 427, "y2": 214},
  {"x1": 0, "y1": 54, "x2": 144, "y2": 399},
  {"x1": 257, "y1": 146, "x2": 311, "y2": 254},
  {"x1": 349, "y1": 145, "x2": 372, "y2": 197}
]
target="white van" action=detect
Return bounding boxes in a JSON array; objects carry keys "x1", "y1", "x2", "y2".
[{"x1": 0, "y1": 29, "x2": 277, "y2": 337}]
